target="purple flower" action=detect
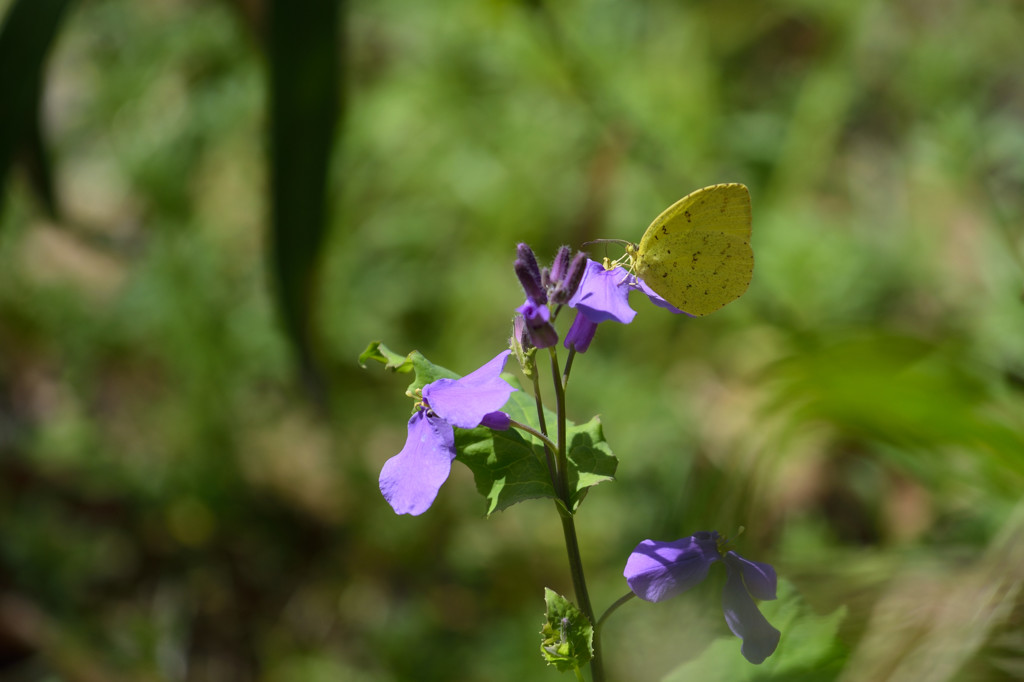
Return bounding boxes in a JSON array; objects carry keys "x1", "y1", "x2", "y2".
[
  {"x1": 570, "y1": 259, "x2": 687, "y2": 321},
  {"x1": 623, "y1": 531, "x2": 780, "y2": 664},
  {"x1": 564, "y1": 311, "x2": 599, "y2": 353},
  {"x1": 379, "y1": 351, "x2": 516, "y2": 516},
  {"x1": 562, "y1": 259, "x2": 686, "y2": 352},
  {"x1": 568, "y1": 260, "x2": 637, "y2": 324},
  {"x1": 516, "y1": 299, "x2": 558, "y2": 349}
]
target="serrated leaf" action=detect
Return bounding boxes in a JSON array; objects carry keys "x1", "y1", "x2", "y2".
[
  {"x1": 357, "y1": 342, "x2": 459, "y2": 395},
  {"x1": 540, "y1": 588, "x2": 593, "y2": 672},
  {"x1": 455, "y1": 426, "x2": 556, "y2": 515},
  {"x1": 357, "y1": 341, "x2": 410, "y2": 370},
  {"x1": 664, "y1": 580, "x2": 848, "y2": 682},
  {"x1": 501, "y1": 380, "x2": 559, "y2": 435},
  {"x1": 566, "y1": 416, "x2": 617, "y2": 510},
  {"x1": 454, "y1": 411, "x2": 617, "y2": 515}
]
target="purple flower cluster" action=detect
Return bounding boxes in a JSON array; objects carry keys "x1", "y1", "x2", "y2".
[
  {"x1": 514, "y1": 244, "x2": 586, "y2": 350},
  {"x1": 623, "y1": 531, "x2": 780, "y2": 664},
  {"x1": 374, "y1": 240, "x2": 779, "y2": 669},
  {"x1": 515, "y1": 243, "x2": 687, "y2": 354},
  {"x1": 380, "y1": 247, "x2": 700, "y2": 517}
]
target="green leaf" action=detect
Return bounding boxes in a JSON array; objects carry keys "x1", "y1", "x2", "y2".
[
  {"x1": 456, "y1": 425, "x2": 557, "y2": 515},
  {"x1": 267, "y1": 0, "x2": 341, "y2": 395},
  {"x1": 664, "y1": 580, "x2": 848, "y2": 682},
  {"x1": 540, "y1": 588, "x2": 593, "y2": 672},
  {"x1": 0, "y1": 0, "x2": 73, "y2": 220},
  {"x1": 357, "y1": 341, "x2": 414, "y2": 372},
  {"x1": 455, "y1": 388, "x2": 617, "y2": 515},
  {"x1": 565, "y1": 416, "x2": 617, "y2": 510},
  {"x1": 357, "y1": 342, "x2": 459, "y2": 395}
]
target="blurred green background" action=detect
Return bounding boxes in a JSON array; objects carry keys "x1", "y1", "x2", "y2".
[{"x1": 2, "y1": 0, "x2": 1024, "y2": 680}]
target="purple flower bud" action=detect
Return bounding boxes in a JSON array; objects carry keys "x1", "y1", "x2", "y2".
[
  {"x1": 516, "y1": 299, "x2": 558, "y2": 349},
  {"x1": 510, "y1": 314, "x2": 537, "y2": 378},
  {"x1": 511, "y1": 313, "x2": 534, "y2": 351},
  {"x1": 480, "y1": 411, "x2": 511, "y2": 430},
  {"x1": 515, "y1": 243, "x2": 547, "y2": 305},
  {"x1": 549, "y1": 246, "x2": 571, "y2": 285},
  {"x1": 552, "y1": 251, "x2": 588, "y2": 304}
]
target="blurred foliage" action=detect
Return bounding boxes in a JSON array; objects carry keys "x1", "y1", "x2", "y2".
[{"x1": 1, "y1": 0, "x2": 1024, "y2": 680}]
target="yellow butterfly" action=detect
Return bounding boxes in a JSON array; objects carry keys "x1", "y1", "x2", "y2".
[{"x1": 626, "y1": 183, "x2": 753, "y2": 317}]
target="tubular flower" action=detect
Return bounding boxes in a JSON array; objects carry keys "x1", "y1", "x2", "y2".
[
  {"x1": 379, "y1": 351, "x2": 516, "y2": 516},
  {"x1": 623, "y1": 531, "x2": 780, "y2": 664},
  {"x1": 563, "y1": 259, "x2": 685, "y2": 352},
  {"x1": 568, "y1": 260, "x2": 637, "y2": 324}
]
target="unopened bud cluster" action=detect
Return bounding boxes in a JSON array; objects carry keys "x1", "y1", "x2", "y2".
[{"x1": 513, "y1": 244, "x2": 587, "y2": 351}]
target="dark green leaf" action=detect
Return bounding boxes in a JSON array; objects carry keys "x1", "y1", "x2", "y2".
[
  {"x1": 456, "y1": 382, "x2": 617, "y2": 515},
  {"x1": 456, "y1": 425, "x2": 557, "y2": 515},
  {"x1": 267, "y1": 0, "x2": 341, "y2": 395},
  {"x1": 0, "y1": 0, "x2": 72, "y2": 220}
]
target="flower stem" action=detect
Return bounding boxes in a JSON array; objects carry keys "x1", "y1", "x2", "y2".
[
  {"x1": 548, "y1": 349, "x2": 569, "y2": 501},
  {"x1": 563, "y1": 347, "x2": 577, "y2": 389},
  {"x1": 596, "y1": 592, "x2": 635, "y2": 633},
  {"x1": 559, "y1": 513, "x2": 604, "y2": 681},
  {"x1": 530, "y1": 371, "x2": 549, "y2": 439},
  {"x1": 548, "y1": 347, "x2": 605, "y2": 682},
  {"x1": 592, "y1": 592, "x2": 635, "y2": 676},
  {"x1": 508, "y1": 419, "x2": 560, "y2": 490},
  {"x1": 528, "y1": 370, "x2": 561, "y2": 492}
]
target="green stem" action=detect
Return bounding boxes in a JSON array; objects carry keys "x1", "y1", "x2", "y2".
[
  {"x1": 596, "y1": 592, "x2": 635, "y2": 634},
  {"x1": 548, "y1": 349, "x2": 569, "y2": 501},
  {"x1": 530, "y1": 369, "x2": 549, "y2": 439},
  {"x1": 591, "y1": 592, "x2": 635, "y2": 678},
  {"x1": 563, "y1": 347, "x2": 577, "y2": 389},
  {"x1": 508, "y1": 419, "x2": 558, "y2": 456},
  {"x1": 527, "y1": 366, "x2": 561, "y2": 493},
  {"x1": 548, "y1": 347, "x2": 604, "y2": 682},
  {"x1": 559, "y1": 513, "x2": 603, "y2": 681}
]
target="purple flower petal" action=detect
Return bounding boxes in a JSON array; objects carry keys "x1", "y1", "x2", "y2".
[
  {"x1": 424, "y1": 350, "x2": 516, "y2": 429},
  {"x1": 563, "y1": 311, "x2": 598, "y2": 353},
  {"x1": 636, "y1": 277, "x2": 689, "y2": 315},
  {"x1": 568, "y1": 260, "x2": 637, "y2": 324},
  {"x1": 623, "y1": 533, "x2": 722, "y2": 602},
  {"x1": 726, "y1": 551, "x2": 777, "y2": 601},
  {"x1": 480, "y1": 411, "x2": 511, "y2": 430},
  {"x1": 379, "y1": 411, "x2": 456, "y2": 516},
  {"x1": 722, "y1": 555, "x2": 781, "y2": 664}
]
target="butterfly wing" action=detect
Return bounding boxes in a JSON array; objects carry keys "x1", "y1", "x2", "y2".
[{"x1": 635, "y1": 183, "x2": 753, "y2": 316}]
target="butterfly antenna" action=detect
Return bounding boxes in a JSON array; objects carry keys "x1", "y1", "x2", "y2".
[{"x1": 582, "y1": 238, "x2": 631, "y2": 248}]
